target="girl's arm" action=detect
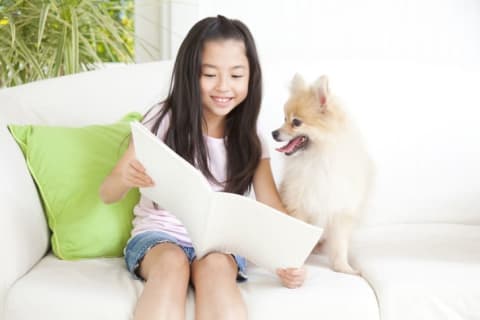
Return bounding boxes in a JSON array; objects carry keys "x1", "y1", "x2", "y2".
[
  {"x1": 252, "y1": 158, "x2": 307, "y2": 289},
  {"x1": 252, "y1": 158, "x2": 286, "y2": 212},
  {"x1": 99, "y1": 140, "x2": 154, "y2": 204}
]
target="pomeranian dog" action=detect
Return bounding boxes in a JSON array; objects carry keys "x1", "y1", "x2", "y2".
[{"x1": 272, "y1": 74, "x2": 373, "y2": 274}]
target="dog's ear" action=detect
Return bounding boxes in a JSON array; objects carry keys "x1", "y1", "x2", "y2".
[
  {"x1": 290, "y1": 73, "x2": 306, "y2": 94},
  {"x1": 313, "y1": 75, "x2": 330, "y2": 108}
]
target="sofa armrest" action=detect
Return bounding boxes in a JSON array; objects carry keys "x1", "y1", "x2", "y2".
[{"x1": 0, "y1": 126, "x2": 49, "y2": 318}]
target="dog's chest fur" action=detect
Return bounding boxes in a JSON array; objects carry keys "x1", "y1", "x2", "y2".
[{"x1": 279, "y1": 134, "x2": 371, "y2": 227}]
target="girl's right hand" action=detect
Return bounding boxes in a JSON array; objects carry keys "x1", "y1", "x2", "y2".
[
  {"x1": 100, "y1": 141, "x2": 153, "y2": 204},
  {"x1": 121, "y1": 159, "x2": 155, "y2": 188}
]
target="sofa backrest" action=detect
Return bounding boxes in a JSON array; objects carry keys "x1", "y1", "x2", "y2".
[
  {"x1": 1, "y1": 59, "x2": 479, "y2": 233},
  {"x1": 0, "y1": 60, "x2": 173, "y2": 126}
]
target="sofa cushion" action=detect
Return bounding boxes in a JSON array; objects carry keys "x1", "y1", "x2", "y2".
[
  {"x1": 4, "y1": 255, "x2": 141, "y2": 320},
  {"x1": 4, "y1": 254, "x2": 379, "y2": 320},
  {"x1": 0, "y1": 126, "x2": 50, "y2": 318},
  {"x1": 0, "y1": 61, "x2": 173, "y2": 126},
  {"x1": 351, "y1": 224, "x2": 480, "y2": 320},
  {"x1": 8, "y1": 113, "x2": 142, "y2": 259}
]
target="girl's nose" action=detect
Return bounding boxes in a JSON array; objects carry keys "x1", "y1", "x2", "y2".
[{"x1": 216, "y1": 75, "x2": 229, "y2": 91}]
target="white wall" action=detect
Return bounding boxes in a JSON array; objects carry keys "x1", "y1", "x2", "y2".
[
  {"x1": 197, "y1": 0, "x2": 480, "y2": 67},
  {"x1": 136, "y1": 0, "x2": 480, "y2": 67}
]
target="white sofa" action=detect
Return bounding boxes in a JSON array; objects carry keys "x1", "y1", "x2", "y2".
[{"x1": 1, "y1": 59, "x2": 479, "y2": 320}]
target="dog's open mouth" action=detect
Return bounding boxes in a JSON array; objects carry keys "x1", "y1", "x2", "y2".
[{"x1": 275, "y1": 135, "x2": 309, "y2": 155}]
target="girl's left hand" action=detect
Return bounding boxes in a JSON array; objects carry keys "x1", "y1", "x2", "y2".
[{"x1": 276, "y1": 267, "x2": 307, "y2": 289}]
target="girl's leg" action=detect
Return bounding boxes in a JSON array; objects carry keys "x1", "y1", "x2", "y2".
[
  {"x1": 134, "y1": 243, "x2": 190, "y2": 320},
  {"x1": 191, "y1": 252, "x2": 247, "y2": 320}
]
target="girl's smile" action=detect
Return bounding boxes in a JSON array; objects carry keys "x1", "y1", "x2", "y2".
[{"x1": 210, "y1": 95, "x2": 236, "y2": 110}]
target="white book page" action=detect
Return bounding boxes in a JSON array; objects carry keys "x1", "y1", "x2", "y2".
[
  {"x1": 205, "y1": 192, "x2": 323, "y2": 271},
  {"x1": 131, "y1": 122, "x2": 323, "y2": 270},
  {"x1": 130, "y1": 122, "x2": 213, "y2": 247}
]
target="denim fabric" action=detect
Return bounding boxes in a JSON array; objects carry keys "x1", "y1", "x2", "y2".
[{"x1": 124, "y1": 231, "x2": 247, "y2": 282}]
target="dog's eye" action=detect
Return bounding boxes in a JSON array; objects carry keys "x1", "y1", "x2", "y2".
[{"x1": 292, "y1": 118, "x2": 302, "y2": 127}]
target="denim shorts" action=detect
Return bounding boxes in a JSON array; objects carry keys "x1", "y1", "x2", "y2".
[{"x1": 124, "y1": 231, "x2": 248, "y2": 282}]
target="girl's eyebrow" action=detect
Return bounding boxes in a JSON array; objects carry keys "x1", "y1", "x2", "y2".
[{"x1": 202, "y1": 64, "x2": 246, "y2": 70}]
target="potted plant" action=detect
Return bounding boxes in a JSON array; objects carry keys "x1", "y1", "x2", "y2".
[{"x1": 0, "y1": 0, "x2": 134, "y2": 88}]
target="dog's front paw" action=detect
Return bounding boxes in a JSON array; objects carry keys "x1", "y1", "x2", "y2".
[{"x1": 332, "y1": 261, "x2": 361, "y2": 275}]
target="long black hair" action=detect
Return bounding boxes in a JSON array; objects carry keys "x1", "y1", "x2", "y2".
[{"x1": 145, "y1": 15, "x2": 263, "y2": 195}]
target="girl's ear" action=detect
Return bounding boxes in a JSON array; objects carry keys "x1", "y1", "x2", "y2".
[
  {"x1": 312, "y1": 75, "x2": 330, "y2": 107},
  {"x1": 290, "y1": 73, "x2": 306, "y2": 94}
]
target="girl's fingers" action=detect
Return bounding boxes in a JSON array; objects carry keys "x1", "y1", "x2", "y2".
[
  {"x1": 283, "y1": 268, "x2": 305, "y2": 276},
  {"x1": 279, "y1": 277, "x2": 303, "y2": 288},
  {"x1": 126, "y1": 164, "x2": 154, "y2": 186},
  {"x1": 130, "y1": 159, "x2": 146, "y2": 172},
  {"x1": 276, "y1": 268, "x2": 306, "y2": 288},
  {"x1": 277, "y1": 268, "x2": 305, "y2": 278},
  {"x1": 123, "y1": 169, "x2": 154, "y2": 187},
  {"x1": 127, "y1": 176, "x2": 154, "y2": 188}
]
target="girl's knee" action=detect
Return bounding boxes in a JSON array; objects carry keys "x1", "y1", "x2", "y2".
[
  {"x1": 192, "y1": 252, "x2": 237, "y2": 282},
  {"x1": 140, "y1": 243, "x2": 190, "y2": 279}
]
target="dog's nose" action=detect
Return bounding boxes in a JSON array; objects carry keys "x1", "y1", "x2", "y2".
[{"x1": 272, "y1": 130, "x2": 279, "y2": 140}]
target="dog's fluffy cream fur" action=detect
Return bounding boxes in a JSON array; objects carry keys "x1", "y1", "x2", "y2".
[{"x1": 272, "y1": 74, "x2": 373, "y2": 274}]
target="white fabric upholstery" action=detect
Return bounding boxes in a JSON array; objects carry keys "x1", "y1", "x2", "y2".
[
  {"x1": 0, "y1": 61, "x2": 172, "y2": 126},
  {"x1": 5, "y1": 254, "x2": 378, "y2": 320},
  {"x1": 351, "y1": 224, "x2": 480, "y2": 320},
  {"x1": 245, "y1": 255, "x2": 379, "y2": 319},
  {"x1": 0, "y1": 126, "x2": 49, "y2": 318},
  {"x1": 5, "y1": 255, "x2": 141, "y2": 320}
]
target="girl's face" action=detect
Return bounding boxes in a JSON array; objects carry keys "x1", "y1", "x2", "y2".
[{"x1": 200, "y1": 39, "x2": 250, "y2": 122}]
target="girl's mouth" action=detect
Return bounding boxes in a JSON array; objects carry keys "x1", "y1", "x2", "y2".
[{"x1": 212, "y1": 96, "x2": 233, "y2": 104}]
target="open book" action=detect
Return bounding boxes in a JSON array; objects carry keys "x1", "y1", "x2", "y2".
[{"x1": 130, "y1": 121, "x2": 323, "y2": 270}]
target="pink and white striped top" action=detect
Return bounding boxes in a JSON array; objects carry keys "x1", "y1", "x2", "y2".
[{"x1": 130, "y1": 109, "x2": 270, "y2": 247}]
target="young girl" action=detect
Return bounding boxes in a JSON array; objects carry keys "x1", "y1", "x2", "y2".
[{"x1": 100, "y1": 15, "x2": 305, "y2": 320}]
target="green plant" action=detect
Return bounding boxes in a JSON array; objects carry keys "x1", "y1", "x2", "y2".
[{"x1": 0, "y1": 0, "x2": 135, "y2": 88}]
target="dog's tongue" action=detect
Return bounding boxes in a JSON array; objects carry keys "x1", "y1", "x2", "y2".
[{"x1": 276, "y1": 136, "x2": 304, "y2": 153}]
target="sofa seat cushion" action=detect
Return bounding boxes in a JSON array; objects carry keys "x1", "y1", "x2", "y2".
[
  {"x1": 5, "y1": 255, "x2": 141, "y2": 320},
  {"x1": 351, "y1": 224, "x2": 480, "y2": 320},
  {"x1": 5, "y1": 254, "x2": 379, "y2": 320},
  {"x1": 244, "y1": 254, "x2": 379, "y2": 319}
]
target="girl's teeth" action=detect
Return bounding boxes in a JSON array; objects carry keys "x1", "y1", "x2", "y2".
[{"x1": 214, "y1": 97, "x2": 230, "y2": 102}]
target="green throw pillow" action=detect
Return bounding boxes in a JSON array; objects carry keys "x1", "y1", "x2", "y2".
[{"x1": 8, "y1": 113, "x2": 142, "y2": 259}]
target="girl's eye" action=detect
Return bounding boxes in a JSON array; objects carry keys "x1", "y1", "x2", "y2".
[
  {"x1": 292, "y1": 118, "x2": 302, "y2": 127},
  {"x1": 232, "y1": 75, "x2": 244, "y2": 78},
  {"x1": 203, "y1": 74, "x2": 216, "y2": 78}
]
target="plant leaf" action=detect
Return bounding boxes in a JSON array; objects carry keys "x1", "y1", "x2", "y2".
[
  {"x1": 1, "y1": 0, "x2": 137, "y2": 87},
  {"x1": 9, "y1": 14, "x2": 16, "y2": 47},
  {"x1": 37, "y1": 3, "x2": 51, "y2": 49},
  {"x1": 52, "y1": 25, "x2": 67, "y2": 77},
  {"x1": 15, "y1": 38, "x2": 44, "y2": 80},
  {"x1": 70, "y1": 9, "x2": 79, "y2": 73}
]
